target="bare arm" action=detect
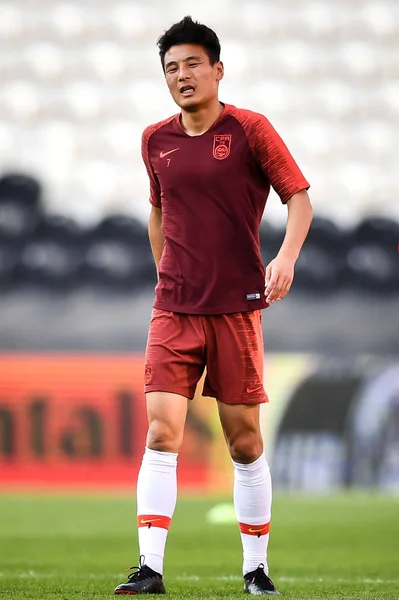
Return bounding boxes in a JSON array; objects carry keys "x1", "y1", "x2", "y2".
[
  {"x1": 148, "y1": 205, "x2": 164, "y2": 279},
  {"x1": 279, "y1": 189, "x2": 313, "y2": 262},
  {"x1": 265, "y1": 189, "x2": 313, "y2": 303}
]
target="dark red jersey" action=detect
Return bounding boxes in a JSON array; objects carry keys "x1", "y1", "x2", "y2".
[{"x1": 142, "y1": 104, "x2": 309, "y2": 315}]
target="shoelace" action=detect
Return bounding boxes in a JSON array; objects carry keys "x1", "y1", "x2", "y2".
[
  {"x1": 124, "y1": 555, "x2": 149, "y2": 582},
  {"x1": 250, "y1": 564, "x2": 272, "y2": 585}
]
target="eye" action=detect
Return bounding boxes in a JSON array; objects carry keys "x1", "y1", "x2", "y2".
[
  {"x1": 188, "y1": 63, "x2": 199, "y2": 68},
  {"x1": 167, "y1": 67, "x2": 177, "y2": 74}
]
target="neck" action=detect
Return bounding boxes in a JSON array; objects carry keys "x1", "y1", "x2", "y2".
[{"x1": 180, "y1": 99, "x2": 224, "y2": 136}]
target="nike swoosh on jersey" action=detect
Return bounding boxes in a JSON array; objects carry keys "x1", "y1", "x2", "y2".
[
  {"x1": 248, "y1": 527, "x2": 268, "y2": 533},
  {"x1": 246, "y1": 385, "x2": 263, "y2": 394},
  {"x1": 159, "y1": 148, "x2": 180, "y2": 158}
]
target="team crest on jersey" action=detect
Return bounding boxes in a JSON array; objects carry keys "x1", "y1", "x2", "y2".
[{"x1": 213, "y1": 134, "x2": 232, "y2": 160}]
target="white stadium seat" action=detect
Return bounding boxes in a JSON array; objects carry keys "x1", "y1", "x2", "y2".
[
  {"x1": 360, "y1": 1, "x2": 399, "y2": 37},
  {"x1": 2, "y1": 81, "x2": 41, "y2": 120},
  {"x1": 64, "y1": 81, "x2": 104, "y2": 120},
  {"x1": 380, "y1": 81, "x2": 399, "y2": 115},
  {"x1": 85, "y1": 43, "x2": 128, "y2": 82},
  {"x1": 110, "y1": 2, "x2": 149, "y2": 40},
  {"x1": 24, "y1": 43, "x2": 64, "y2": 81},
  {"x1": 0, "y1": 4, "x2": 23, "y2": 42},
  {"x1": 298, "y1": 2, "x2": 339, "y2": 39},
  {"x1": 49, "y1": 3, "x2": 86, "y2": 41},
  {"x1": 338, "y1": 40, "x2": 383, "y2": 78}
]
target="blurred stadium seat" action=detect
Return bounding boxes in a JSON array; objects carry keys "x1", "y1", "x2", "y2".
[
  {"x1": 345, "y1": 217, "x2": 399, "y2": 292},
  {"x1": 94, "y1": 214, "x2": 149, "y2": 246},
  {"x1": 82, "y1": 214, "x2": 155, "y2": 291},
  {"x1": 35, "y1": 213, "x2": 87, "y2": 245},
  {"x1": 25, "y1": 42, "x2": 64, "y2": 81},
  {"x1": 0, "y1": 199, "x2": 37, "y2": 244},
  {"x1": 345, "y1": 244, "x2": 398, "y2": 292},
  {"x1": 0, "y1": 173, "x2": 42, "y2": 246},
  {"x1": 354, "y1": 216, "x2": 399, "y2": 247},
  {"x1": 19, "y1": 214, "x2": 86, "y2": 289},
  {"x1": 19, "y1": 237, "x2": 81, "y2": 289},
  {"x1": 294, "y1": 244, "x2": 342, "y2": 293},
  {"x1": 0, "y1": 4, "x2": 23, "y2": 42},
  {"x1": 346, "y1": 218, "x2": 399, "y2": 292},
  {"x1": 0, "y1": 173, "x2": 41, "y2": 207}
]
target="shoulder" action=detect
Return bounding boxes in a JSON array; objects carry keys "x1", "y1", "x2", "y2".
[
  {"x1": 226, "y1": 105, "x2": 278, "y2": 154},
  {"x1": 226, "y1": 105, "x2": 270, "y2": 132},
  {"x1": 142, "y1": 114, "x2": 178, "y2": 146}
]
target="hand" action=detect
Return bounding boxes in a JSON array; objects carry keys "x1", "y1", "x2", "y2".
[{"x1": 264, "y1": 255, "x2": 295, "y2": 304}]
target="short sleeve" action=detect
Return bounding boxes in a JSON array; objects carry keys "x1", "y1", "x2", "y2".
[
  {"x1": 250, "y1": 115, "x2": 310, "y2": 204},
  {"x1": 141, "y1": 128, "x2": 162, "y2": 208}
]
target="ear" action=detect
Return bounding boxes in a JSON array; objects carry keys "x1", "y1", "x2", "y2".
[{"x1": 216, "y1": 61, "x2": 224, "y2": 82}]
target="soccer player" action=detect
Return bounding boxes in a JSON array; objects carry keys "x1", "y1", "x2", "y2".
[{"x1": 115, "y1": 16, "x2": 313, "y2": 596}]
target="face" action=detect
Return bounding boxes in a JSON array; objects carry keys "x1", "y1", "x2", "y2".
[{"x1": 164, "y1": 43, "x2": 224, "y2": 111}]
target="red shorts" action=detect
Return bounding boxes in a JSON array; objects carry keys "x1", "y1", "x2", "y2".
[{"x1": 144, "y1": 309, "x2": 268, "y2": 405}]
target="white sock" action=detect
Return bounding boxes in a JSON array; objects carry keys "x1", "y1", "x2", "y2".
[
  {"x1": 233, "y1": 453, "x2": 272, "y2": 576},
  {"x1": 137, "y1": 447, "x2": 178, "y2": 575}
]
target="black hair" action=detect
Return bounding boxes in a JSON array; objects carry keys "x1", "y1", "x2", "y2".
[{"x1": 157, "y1": 16, "x2": 221, "y2": 70}]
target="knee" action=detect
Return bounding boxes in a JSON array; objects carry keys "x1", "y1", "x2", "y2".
[
  {"x1": 228, "y1": 431, "x2": 263, "y2": 464},
  {"x1": 147, "y1": 419, "x2": 184, "y2": 453}
]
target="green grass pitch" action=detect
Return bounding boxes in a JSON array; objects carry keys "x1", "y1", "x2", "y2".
[{"x1": 0, "y1": 493, "x2": 398, "y2": 599}]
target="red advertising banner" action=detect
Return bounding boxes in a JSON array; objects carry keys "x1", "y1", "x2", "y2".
[{"x1": 0, "y1": 355, "x2": 223, "y2": 491}]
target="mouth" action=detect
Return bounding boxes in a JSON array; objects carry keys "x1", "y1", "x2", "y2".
[{"x1": 179, "y1": 85, "x2": 195, "y2": 97}]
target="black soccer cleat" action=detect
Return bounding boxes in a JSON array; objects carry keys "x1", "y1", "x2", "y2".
[
  {"x1": 243, "y1": 564, "x2": 280, "y2": 595},
  {"x1": 114, "y1": 556, "x2": 166, "y2": 595}
]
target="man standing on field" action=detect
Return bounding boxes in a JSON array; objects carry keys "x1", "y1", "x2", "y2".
[{"x1": 115, "y1": 16, "x2": 313, "y2": 596}]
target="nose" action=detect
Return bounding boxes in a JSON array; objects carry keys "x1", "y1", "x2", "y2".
[{"x1": 178, "y1": 64, "x2": 191, "y2": 81}]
